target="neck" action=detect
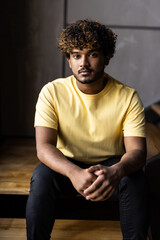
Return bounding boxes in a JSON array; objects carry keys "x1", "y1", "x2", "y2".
[{"x1": 76, "y1": 76, "x2": 107, "y2": 95}]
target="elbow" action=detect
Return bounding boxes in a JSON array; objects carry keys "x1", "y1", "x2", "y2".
[
  {"x1": 36, "y1": 144, "x2": 43, "y2": 161},
  {"x1": 141, "y1": 149, "x2": 147, "y2": 167},
  {"x1": 37, "y1": 150, "x2": 41, "y2": 161}
]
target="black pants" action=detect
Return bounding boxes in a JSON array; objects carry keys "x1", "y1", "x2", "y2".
[
  {"x1": 146, "y1": 154, "x2": 160, "y2": 240},
  {"x1": 26, "y1": 157, "x2": 149, "y2": 240}
]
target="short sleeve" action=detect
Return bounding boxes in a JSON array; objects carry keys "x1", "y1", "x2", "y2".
[
  {"x1": 123, "y1": 91, "x2": 146, "y2": 137},
  {"x1": 34, "y1": 83, "x2": 58, "y2": 130}
]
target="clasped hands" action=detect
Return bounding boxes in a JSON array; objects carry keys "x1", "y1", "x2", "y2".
[{"x1": 70, "y1": 164, "x2": 121, "y2": 202}]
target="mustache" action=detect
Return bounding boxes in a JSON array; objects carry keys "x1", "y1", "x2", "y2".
[{"x1": 78, "y1": 68, "x2": 93, "y2": 74}]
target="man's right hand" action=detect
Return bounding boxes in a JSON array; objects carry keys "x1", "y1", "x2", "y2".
[{"x1": 68, "y1": 167, "x2": 97, "y2": 197}]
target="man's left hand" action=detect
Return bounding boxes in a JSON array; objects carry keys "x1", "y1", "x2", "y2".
[{"x1": 83, "y1": 164, "x2": 122, "y2": 201}]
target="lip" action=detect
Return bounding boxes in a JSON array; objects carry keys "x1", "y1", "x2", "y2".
[
  {"x1": 80, "y1": 71, "x2": 90, "y2": 74},
  {"x1": 79, "y1": 69, "x2": 92, "y2": 75}
]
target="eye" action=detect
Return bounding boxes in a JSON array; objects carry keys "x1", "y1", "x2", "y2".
[
  {"x1": 89, "y1": 52, "x2": 98, "y2": 58},
  {"x1": 73, "y1": 54, "x2": 81, "y2": 59}
]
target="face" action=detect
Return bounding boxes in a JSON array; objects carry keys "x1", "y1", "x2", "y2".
[{"x1": 67, "y1": 48, "x2": 108, "y2": 85}]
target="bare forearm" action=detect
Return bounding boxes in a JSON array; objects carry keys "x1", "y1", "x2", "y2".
[
  {"x1": 35, "y1": 126, "x2": 97, "y2": 196},
  {"x1": 37, "y1": 143, "x2": 80, "y2": 177},
  {"x1": 37, "y1": 142, "x2": 97, "y2": 197},
  {"x1": 115, "y1": 149, "x2": 146, "y2": 178}
]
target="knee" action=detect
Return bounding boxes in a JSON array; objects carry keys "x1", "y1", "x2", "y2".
[
  {"x1": 29, "y1": 163, "x2": 56, "y2": 197},
  {"x1": 32, "y1": 162, "x2": 53, "y2": 181},
  {"x1": 119, "y1": 170, "x2": 148, "y2": 197}
]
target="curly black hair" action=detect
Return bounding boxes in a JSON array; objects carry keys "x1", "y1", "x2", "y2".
[{"x1": 58, "y1": 19, "x2": 117, "y2": 58}]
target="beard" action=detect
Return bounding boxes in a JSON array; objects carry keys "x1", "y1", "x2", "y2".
[{"x1": 73, "y1": 68, "x2": 105, "y2": 84}]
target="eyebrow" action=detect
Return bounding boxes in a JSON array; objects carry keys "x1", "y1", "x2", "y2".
[
  {"x1": 71, "y1": 49, "x2": 100, "y2": 54},
  {"x1": 70, "y1": 51, "x2": 79, "y2": 54}
]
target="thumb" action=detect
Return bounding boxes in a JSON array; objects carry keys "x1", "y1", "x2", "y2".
[
  {"x1": 94, "y1": 169, "x2": 104, "y2": 176},
  {"x1": 87, "y1": 166, "x2": 104, "y2": 175},
  {"x1": 87, "y1": 165, "x2": 98, "y2": 173}
]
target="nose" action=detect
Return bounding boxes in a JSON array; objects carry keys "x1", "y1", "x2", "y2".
[{"x1": 80, "y1": 55, "x2": 90, "y2": 67}]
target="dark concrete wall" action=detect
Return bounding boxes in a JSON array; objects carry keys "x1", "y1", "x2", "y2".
[{"x1": 1, "y1": 0, "x2": 64, "y2": 137}]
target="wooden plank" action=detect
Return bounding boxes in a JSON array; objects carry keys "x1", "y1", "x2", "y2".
[
  {"x1": 151, "y1": 103, "x2": 160, "y2": 116},
  {"x1": 0, "y1": 218, "x2": 151, "y2": 240},
  {"x1": 0, "y1": 138, "x2": 39, "y2": 195},
  {"x1": 0, "y1": 218, "x2": 123, "y2": 240},
  {"x1": 0, "y1": 219, "x2": 26, "y2": 239},
  {"x1": 52, "y1": 219, "x2": 122, "y2": 240}
]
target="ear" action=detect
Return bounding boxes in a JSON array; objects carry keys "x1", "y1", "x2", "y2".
[
  {"x1": 105, "y1": 56, "x2": 110, "y2": 66},
  {"x1": 67, "y1": 58, "x2": 72, "y2": 69}
]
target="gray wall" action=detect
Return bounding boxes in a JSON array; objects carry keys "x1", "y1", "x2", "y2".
[
  {"x1": 1, "y1": 0, "x2": 160, "y2": 137},
  {"x1": 65, "y1": 0, "x2": 160, "y2": 108}
]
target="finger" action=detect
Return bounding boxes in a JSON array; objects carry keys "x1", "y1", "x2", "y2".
[
  {"x1": 83, "y1": 175, "x2": 104, "y2": 196},
  {"x1": 85, "y1": 180, "x2": 111, "y2": 201},
  {"x1": 85, "y1": 175, "x2": 104, "y2": 194},
  {"x1": 93, "y1": 170, "x2": 104, "y2": 176},
  {"x1": 89, "y1": 186, "x2": 114, "y2": 202},
  {"x1": 88, "y1": 185, "x2": 111, "y2": 201},
  {"x1": 87, "y1": 165, "x2": 102, "y2": 173},
  {"x1": 86, "y1": 179, "x2": 114, "y2": 201},
  {"x1": 100, "y1": 188, "x2": 115, "y2": 201}
]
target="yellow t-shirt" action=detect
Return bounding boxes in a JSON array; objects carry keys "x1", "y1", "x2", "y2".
[{"x1": 35, "y1": 73, "x2": 146, "y2": 164}]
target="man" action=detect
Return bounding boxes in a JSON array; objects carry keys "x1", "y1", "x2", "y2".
[{"x1": 26, "y1": 20, "x2": 149, "y2": 239}]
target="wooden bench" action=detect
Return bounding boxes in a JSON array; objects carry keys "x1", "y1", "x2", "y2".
[
  {"x1": 0, "y1": 138, "x2": 38, "y2": 196},
  {"x1": 151, "y1": 103, "x2": 160, "y2": 116},
  {"x1": 146, "y1": 123, "x2": 160, "y2": 159},
  {"x1": 0, "y1": 218, "x2": 123, "y2": 240}
]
